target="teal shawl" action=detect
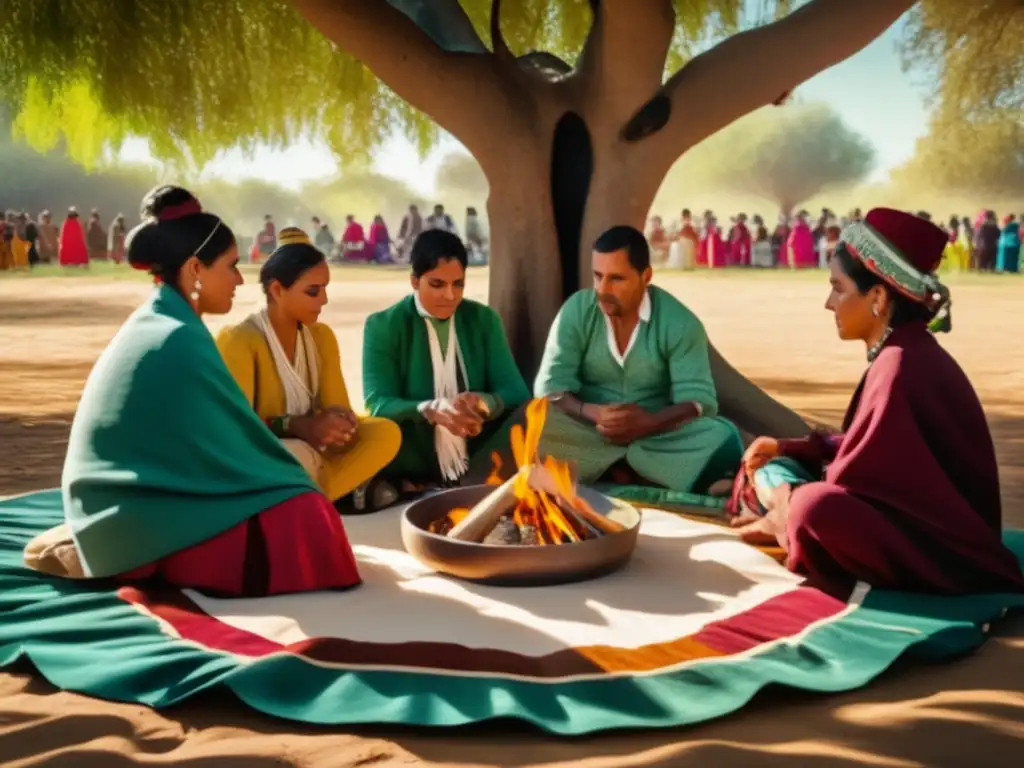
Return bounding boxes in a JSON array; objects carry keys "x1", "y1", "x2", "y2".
[{"x1": 63, "y1": 284, "x2": 317, "y2": 578}]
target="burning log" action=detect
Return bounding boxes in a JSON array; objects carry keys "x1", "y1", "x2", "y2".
[
  {"x1": 446, "y1": 471, "x2": 522, "y2": 542},
  {"x1": 427, "y1": 398, "x2": 629, "y2": 546}
]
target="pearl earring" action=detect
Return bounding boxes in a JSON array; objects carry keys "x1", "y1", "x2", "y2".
[{"x1": 190, "y1": 279, "x2": 202, "y2": 302}]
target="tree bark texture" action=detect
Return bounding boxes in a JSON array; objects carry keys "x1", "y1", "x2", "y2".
[{"x1": 292, "y1": 0, "x2": 917, "y2": 439}]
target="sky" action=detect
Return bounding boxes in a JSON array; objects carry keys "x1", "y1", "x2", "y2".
[{"x1": 118, "y1": 13, "x2": 930, "y2": 194}]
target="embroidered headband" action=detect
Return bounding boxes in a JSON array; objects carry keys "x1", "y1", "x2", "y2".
[{"x1": 837, "y1": 220, "x2": 951, "y2": 332}]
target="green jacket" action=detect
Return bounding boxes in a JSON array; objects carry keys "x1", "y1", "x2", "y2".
[{"x1": 362, "y1": 295, "x2": 530, "y2": 478}]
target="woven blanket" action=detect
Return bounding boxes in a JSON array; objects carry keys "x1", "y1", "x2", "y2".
[{"x1": 2, "y1": 490, "x2": 1022, "y2": 735}]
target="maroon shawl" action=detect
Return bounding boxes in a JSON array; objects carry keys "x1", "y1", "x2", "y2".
[{"x1": 780, "y1": 322, "x2": 1023, "y2": 595}]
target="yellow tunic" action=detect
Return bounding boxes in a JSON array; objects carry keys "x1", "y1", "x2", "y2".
[
  {"x1": 216, "y1": 321, "x2": 401, "y2": 502},
  {"x1": 11, "y1": 235, "x2": 31, "y2": 269}
]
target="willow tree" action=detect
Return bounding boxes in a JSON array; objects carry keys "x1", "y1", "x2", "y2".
[
  {"x1": 902, "y1": 1, "x2": 1024, "y2": 119},
  {"x1": 659, "y1": 101, "x2": 875, "y2": 218},
  {"x1": 2, "y1": 0, "x2": 920, "y2": 437},
  {"x1": 891, "y1": 111, "x2": 1024, "y2": 200}
]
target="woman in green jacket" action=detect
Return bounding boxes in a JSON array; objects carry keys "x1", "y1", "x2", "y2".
[{"x1": 362, "y1": 230, "x2": 529, "y2": 490}]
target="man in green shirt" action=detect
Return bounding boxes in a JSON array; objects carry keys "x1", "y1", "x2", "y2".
[
  {"x1": 535, "y1": 225, "x2": 742, "y2": 493},
  {"x1": 363, "y1": 230, "x2": 530, "y2": 487}
]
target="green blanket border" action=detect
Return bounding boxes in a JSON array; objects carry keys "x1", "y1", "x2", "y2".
[{"x1": 1, "y1": 490, "x2": 1021, "y2": 735}]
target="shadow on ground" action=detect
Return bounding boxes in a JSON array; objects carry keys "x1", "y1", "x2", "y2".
[{"x1": 0, "y1": 297, "x2": 138, "y2": 328}]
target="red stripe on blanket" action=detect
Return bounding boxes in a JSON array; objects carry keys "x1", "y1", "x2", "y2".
[
  {"x1": 692, "y1": 587, "x2": 847, "y2": 654},
  {"x1": 118, "y1": 583, "x2": 847, "y2": 677}
]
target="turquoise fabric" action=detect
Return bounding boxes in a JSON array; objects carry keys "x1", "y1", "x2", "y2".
[
  {"x1": 2, "y1": 490, "x2": 1022, "y2": 734},
  {"x1": 63, "y1": 285, "x2": 317, "y2": 577}
]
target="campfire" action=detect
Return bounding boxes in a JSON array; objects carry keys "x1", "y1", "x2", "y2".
[{"x1": 427, "y1": 398, "x2": 624, "y2": 546}]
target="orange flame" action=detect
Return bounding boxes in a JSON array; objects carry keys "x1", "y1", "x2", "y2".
[{"x1": 431, "y1": 398, "x2": 597, "y2": 544}]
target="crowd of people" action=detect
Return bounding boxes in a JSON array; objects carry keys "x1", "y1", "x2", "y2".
[
  {"x1": 0, "y1": 203, "x2": 487, "y2": 272},
  {"x1": 0, "y1": 208, "x2": 129, "y2": 270},
  {"x1": 4, "y1": 202, "x2": 1021, "y2": 276},
  {"x1": 645, "y1": 207, "x2": 1023, "y2": 273},
  {"x1": 20, "y1": 184, "x2": 1023, "y2": 609}
]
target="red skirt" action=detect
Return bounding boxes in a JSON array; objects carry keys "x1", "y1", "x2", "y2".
[{"x1": 119, "y1": 492, "x2": 361, "y2": 596}]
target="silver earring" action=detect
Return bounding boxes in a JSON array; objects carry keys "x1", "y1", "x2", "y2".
[
  {"x1": 871, "y1": 306, "x2": 880, "y2": 317},
  {"x1": 190, "y1": 279, "x2": 202, "y2": 302}
]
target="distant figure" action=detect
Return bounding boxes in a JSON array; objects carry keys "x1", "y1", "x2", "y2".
[
  {"x1": 36, "y1": 210, "x2": 59, "y2": 264},
  {"x1": 646, "y1": 215, "x2": 669, "y2": 263},
  {"x1": 750, "y1": 215, "x2": 773, "y2": 268},
  {"x1": 59, "y1": 208, "x2": 89, "y2": 267},
  {"x1": 0, "y1": 212, "x2": 12, "y2": 271},
  {"x1": 771, "y1": 215, "x2": 789, "y2": 266},
  {"x1": 425, "y1": 204, "x2": 457, "y2": 234},
  {"x1": 997, "y1": 214, "x2": 1020, "y2": 274},
  {"x1": 942, "y1": 215, "x2": 970, "y2": 272},
  {"x1": 785, "y1": 212, "x2": 816, "y2": 268},
  {"x1": 342, "y1": 215, "x2": 370, "y2": 262},
  {"x1": 23, "y1": 212, "x2": 40, "y2": 266},
  {"x1": 252, "y1": 215, "x2": 277, "y2": 264},
  {"x1": 464, "y1": 206, "x2": 487, "y2": 265},
  {"x1": 368, "y1": 215, "x2": 393, "y2": 263},
  {"x1": 108, "y1": 214, "x2": 128, "y2": 264},
  {"x1": 974, "y1": 211, "x2": 1000, "y2": 271},
  {"x1": 960, "y1": 216, "x2": 975, "y2": 268},
  {"x1": 730, "y1": 213, "x2": 752, "y2": 267},
  {"x1": 9, "y1": 212, "x2": 33, "y2": 270},
  {"x1": 311, "y1": 216, "x2": 336, "y2": 258},
  {"x1": 397, "y1": 204, "x2": 423, "y2": 264},
  {"x1": 86, "y1": 210, "x2": 107, "y2": 261},
  {"x1": 821, "y1": 213, "x2": 842, "y2": 267},
  {"x1": 667, "y1": 208, "x2": 698, "y2": 270},
  {"x1": 698, "y1": 212, "x2": 723, "y2": 268}
]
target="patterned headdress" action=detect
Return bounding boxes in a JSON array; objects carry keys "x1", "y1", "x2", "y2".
[
  {"x1": 837, "y1": 208, "x2": 951, "y2": 333},
  {"x1": 276, "y1": 227, "x2": 313, "y2": 248}
]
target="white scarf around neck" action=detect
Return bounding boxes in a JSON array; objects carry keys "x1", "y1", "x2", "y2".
[
  {"x1": 414, "y1": 293, "x2": 470, "y2": 482},
  {"x1": 249, "y1": 309, "x2": 320, "y2": 417}
]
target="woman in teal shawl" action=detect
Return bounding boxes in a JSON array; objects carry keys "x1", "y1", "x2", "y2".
[
  {"x1": 997, "y1": 215, "x2": 1020, "y2": 273},
  {"x1": 62, "y1": 186, "x2": 361, "y2": 596}
]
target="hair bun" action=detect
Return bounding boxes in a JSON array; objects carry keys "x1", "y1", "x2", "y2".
[
  {"x1": 155, "y1": 200, "x2": 203, "y2": 222},
  {"x1": 141, "y1": 185, "x2": 202, "y2": 222}
]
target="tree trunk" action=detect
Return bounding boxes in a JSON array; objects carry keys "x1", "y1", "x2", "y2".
[
  {"x1": 291, "y1": 0, "x2": 913, "y2": 443},
  {"x1": 481, "y1": 109, "x2": 812, "y2": 439}
]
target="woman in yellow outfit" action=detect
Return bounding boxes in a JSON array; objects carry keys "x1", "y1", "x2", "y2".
[{"x1": 217, "y1": 228, "x2": 402, "y2": 512}]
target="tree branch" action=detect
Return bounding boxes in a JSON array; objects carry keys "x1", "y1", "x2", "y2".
[
  {"x1": 622, "y1": 0, "x2": 916, "y2": 155},
  {"x1": 290, "y1": 0, "x2": 512, "y2": 151},
  {"x1": 577, "y1": 0, "x2": 675, "y2": 120},
  {"x1": 490, "y1": 0, "x2": 515, "y2": 65}
]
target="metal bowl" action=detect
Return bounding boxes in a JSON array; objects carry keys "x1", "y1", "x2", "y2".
[{"x1": 401, "y1": 485, "x2": 642, "y2": 587}]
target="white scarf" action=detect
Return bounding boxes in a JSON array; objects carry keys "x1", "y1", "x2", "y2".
[
  {"x1": 414, "y1": 293, "x2": 470, "y2": 482},
  {"x1": 249, "y1": 309, "x2": 320, "y2": 416}
]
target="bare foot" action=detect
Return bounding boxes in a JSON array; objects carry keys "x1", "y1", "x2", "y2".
[
  {"x1": 736, "y1": 518, "x2": 777, "y2": 546},
  {"x1": 729, "y1": 508, "x2": 761, "y2": 528},
  {"x1": 707, "y1": 478, "x2": 734, "y2": 497}
]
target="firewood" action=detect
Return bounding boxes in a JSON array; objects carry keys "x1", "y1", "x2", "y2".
[
  {"x1": 483, "y1": 516, "x2": 521, "y2": 546},
  {"x1": 518, "y1": 524, "x2": 540, "y2": 546},
  {"x1": 565, "y1": 496, "x2": 627, "y2": 535},
  {"x1": 446, "y1": 469, "x2": 524, "y2": 541}
]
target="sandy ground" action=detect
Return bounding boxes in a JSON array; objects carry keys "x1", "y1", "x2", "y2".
[{"x1": 1, "y1": 267, "x2": 1022, "y2": 766}]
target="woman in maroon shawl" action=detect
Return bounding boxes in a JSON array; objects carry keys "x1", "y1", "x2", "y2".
[{"x1": 730, "y1": 207, "x2": 1024, "y2": 600}]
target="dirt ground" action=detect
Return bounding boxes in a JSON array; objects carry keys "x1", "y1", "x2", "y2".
[{"x1": 1, "y1": 267, "x2": 1022, "y2": 767}]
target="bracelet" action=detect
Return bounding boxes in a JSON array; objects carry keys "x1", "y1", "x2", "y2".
[
  {"x1": 266, "y1": 415, "x2": 292, "y2": 438},
  {"x1": 693, "y1": 401, "x2": 704, "y2": 418}
]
